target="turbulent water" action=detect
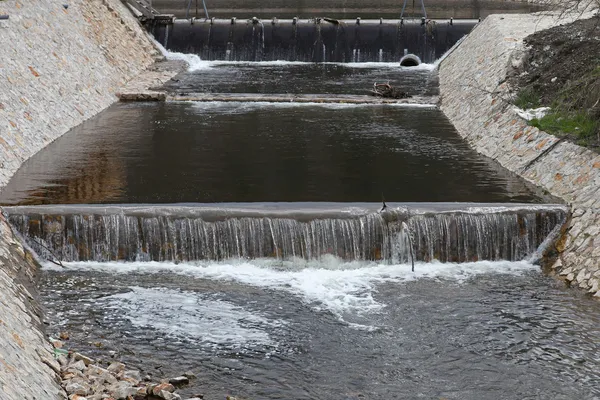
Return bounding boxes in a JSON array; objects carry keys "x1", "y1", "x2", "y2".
[{"x1": 41, "y1": 259, "x2": 600, "y2": 399}]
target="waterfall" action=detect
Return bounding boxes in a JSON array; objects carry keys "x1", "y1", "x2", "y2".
[
  {"x1": 150, "y1": 18, "x2": 478, "y2": 63},
  {"x1": 5, "y1": 204, "x2": 567, "y2": 264}
]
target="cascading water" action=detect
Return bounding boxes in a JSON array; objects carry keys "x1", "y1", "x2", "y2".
[
  {"x1": 5, "y1": 204, "x2": 567, "y2": 264},
  {"x1": 148, "y1": 18, "x2": 478, "y2": 63}
]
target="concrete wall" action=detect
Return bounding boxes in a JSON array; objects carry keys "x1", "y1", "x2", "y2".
[
  {"x1": 0, "y1": 0, "x2": 158, "y2": 398},
  {"x1": 152, "y1": 0, "x2": 543, "y2": 19},
  {"x1": 438, "y1": 12, "x2": 600, "y2": 295}
]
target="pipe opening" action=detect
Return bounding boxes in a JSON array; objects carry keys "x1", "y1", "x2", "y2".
[{"x1": 399, "y1": 54, "x2": 421, "y2": 67}]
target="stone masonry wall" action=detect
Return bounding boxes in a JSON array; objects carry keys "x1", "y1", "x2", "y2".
[
  {"x1": 0, "y1": 215, "x2": 64, "y2": 399},
  {"x1": 0, "y1": 0, "x2": 159, "y2": 398},
  {"x1": 439, "y1": 12, "x2": 600, "y2": 295},
  {"x1": 0, "y1": 0, "x2": 158, "y2": 187}
]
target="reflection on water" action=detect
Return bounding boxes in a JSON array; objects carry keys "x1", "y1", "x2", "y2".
[{"x1": 0, "y1": 102, "x2": 546, "y2": 205}]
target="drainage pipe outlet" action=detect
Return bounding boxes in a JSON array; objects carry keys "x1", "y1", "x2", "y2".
[{"x1": 400, "y1": 54, "x2": 421, "y2": 67}]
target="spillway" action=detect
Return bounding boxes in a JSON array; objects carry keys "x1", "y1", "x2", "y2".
[
  {"x1": 149, "y1": 18, "x2": 477, "y2": 63},
  {"x1": 4, "y1": 203, "x2": 567, "y2": 264}
]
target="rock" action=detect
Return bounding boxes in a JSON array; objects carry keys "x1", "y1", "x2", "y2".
[
  {"x1": 69, "y1": 395, "x2": 88, "y2": 400},
  {"x1": 42, "y1": 356, "x2": 62, "y2": 375},
  {"x1": 60, "y1": 331, "x2": 70, "y2": 340},
  {"x1": 51, "y1": 339, "x2": 64, "y2": 348},
  {"x1": 157, "y1": 391, "x2": 181, "y2": 400},
  {"x1": 169, "y1": 376, "x2": 190, "y2": 386},
  {"x1": 123, "y1": 369, "x2": 142, "y2": 383},
  {"x1": 70, "y1": 360, "x2": 87, "y2": 372},
  {"x1": 143, "y1": 375, "x2": 152, "y2": 382},
  {"x1": 87, "y1": 365, "x2": 118, "y2": 385},
  {"x1": 58, "y1": 355, "x2": 69, "y2": 368},
  {"x1": 183, "y1": 371, "x2": 196, "y2": 380},
  {"x1": 551, "y1": 259, "x2": 562, "y2": 270},
  {"x1": 62, "y1": 372, "x2": 77, "y2": 380},
  {"x1": 566, "y1": 273, "x2": 575, "y2": 281},
  {"x1": 107, "y1": 361, "x2": 126, "y2": 374},
  {"x1": 107, "y1": 381, "x2": 138, "y2": 400},
  {"x1": 64, "y1": 382, "x2": 88, "y2": 396},
  {"x1": 150, "y1": 382, "x2": 175, "y2": 395},
  {"x1": 73, "y1": 352, "x2": 95, "y2": 366},
  {"x1": 559, "y1": 267, "x2": 572, "y2": 276}
]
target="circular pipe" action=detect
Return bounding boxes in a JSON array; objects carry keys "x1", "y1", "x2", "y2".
[{"x1": 399, "y1": 54, "x2": 421, "y2": 67}]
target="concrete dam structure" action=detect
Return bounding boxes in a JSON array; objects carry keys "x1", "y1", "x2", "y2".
[
  {"x1": 149, "y1": 17, "x2": 477, "y2": 63},
  {"x1": 5, "y1": 203, "x2": 567, "y2": 264}
]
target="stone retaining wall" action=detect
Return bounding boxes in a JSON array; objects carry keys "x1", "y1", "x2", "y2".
[
  {"x1": 0, "y1": 216, "x2": 64, "y2": 399},
  {"x1": 438, "y1": 12, "x2": 600, "y2": 295},
  {"x1": 0, "y1": 0, "x2": 160, "y2": 398},
  {"x1": 0, "y1": 0, "x2": 158, "y2": 187}
]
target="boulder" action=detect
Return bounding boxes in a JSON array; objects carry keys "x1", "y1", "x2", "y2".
[
  {"x1": 70, "y1": 360, "x2": 87, "y2": 372},
  {"x1": 73, "y1": 352, "x2": 95, "y2": 366},
  {"x1": 150, "y1": 383, "x2": 175, "y2": 395},
  {"x1": 64, "y1": 381, "x2": 89, "y2": 396},
  {"x1": 169, "y1": 376, "x2": 190, "y2": 386},
  {"x1": 107, "y1": 381, "x2": 138, "y2": 400},
  {"x1": 107, "y1": 362, "x2": 126, "y2": 374}
]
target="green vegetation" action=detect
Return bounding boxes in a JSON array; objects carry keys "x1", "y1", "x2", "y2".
[
  {"x1": 530, "y1": 111, "x2": 599, "y2": 145},
  {"x1": 515, "y1": 65, "x2": 600, "y2": 147},
  {"x1": 513, "y1": 87, "x2": 540, "y2": 110}
]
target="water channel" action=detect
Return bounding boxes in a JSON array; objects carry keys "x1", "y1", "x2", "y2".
[{"x1": 3, "y1": 5, "x2": 600, "y2": 398}]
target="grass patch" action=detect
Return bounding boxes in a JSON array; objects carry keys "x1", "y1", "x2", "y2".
[
  {"x1": 513, "y1": 87, "x2": 540, "y2": 109},
  {"x1": 530, "y1": 111, "x2": 599, "y2": 144}
]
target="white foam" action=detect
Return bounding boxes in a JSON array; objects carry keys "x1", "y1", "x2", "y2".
[
  {"x1": 186, "y1": 101, "x2": 437, "y2": 112},
  {"x1": 148, "y1": 38, "x2": 436, "y2": 72},
  {"x1": 101, "y1": 286, "x2": 281, "y2": 347},
  {"x1": 45, "y1": 259, "x2": 538, "y2": 321},
  {"x1": 152, "y1": 37, "x2": 212, "y2": 72},
  {"x1": 208, "y1": 60, "x2": 437, "y2": 71}
]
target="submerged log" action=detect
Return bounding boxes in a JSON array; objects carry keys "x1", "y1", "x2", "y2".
[{"x1": 371, "y1": 83, "x2": 412, "y2": 99}]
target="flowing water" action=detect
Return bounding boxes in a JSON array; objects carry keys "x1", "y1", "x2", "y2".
[
  {"x1": 40, "y1": 261, "x2": 600, "y2": 399},
  {"x1": 4, "y1": 42, "x2": 600, "y2": 399}
]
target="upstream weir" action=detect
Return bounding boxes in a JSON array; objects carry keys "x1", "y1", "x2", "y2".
[
  {"x1": 149, "y1": 17, "x2": 477, "y2": 63},
  {"x1": 5, "y1": 203, "x2": 567, "y2": 264}
]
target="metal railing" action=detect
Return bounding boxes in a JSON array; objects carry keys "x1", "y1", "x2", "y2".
[{"x1": 185, "y1": 0, "x2": 210, "y2": 19}]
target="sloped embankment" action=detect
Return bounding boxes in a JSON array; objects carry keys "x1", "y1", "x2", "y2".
[
  {"x1": 0, "y1": 0, "x2": 161, "y2": 398},
  {"x1": 439, "y1": 12, "x2": 600, "y2": 296},
  {"x1": 510, "y1": 17, "x2": 600, "y2": 147}
]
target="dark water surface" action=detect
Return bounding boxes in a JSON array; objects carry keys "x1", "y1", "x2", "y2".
[
  {"x1": 0, "y1": 64, "x2": 546, "y2": 205},
  {"x1": 0, "y1": 102, "x2": 543, "y2": 205},
  {"x1": 41, "y1": 261, "x2": 600, "y2": 400},
  {"x1": 161, "y1": 63, "x2": 439, "y2": 96}
]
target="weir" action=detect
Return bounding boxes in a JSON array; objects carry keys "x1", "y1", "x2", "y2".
[
  {"x1": 4, "y1": 203, "x2": 567, "y2": 264},
  {"x1": 149, "y1": 18, "x2": 477, "y2": 63}
]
